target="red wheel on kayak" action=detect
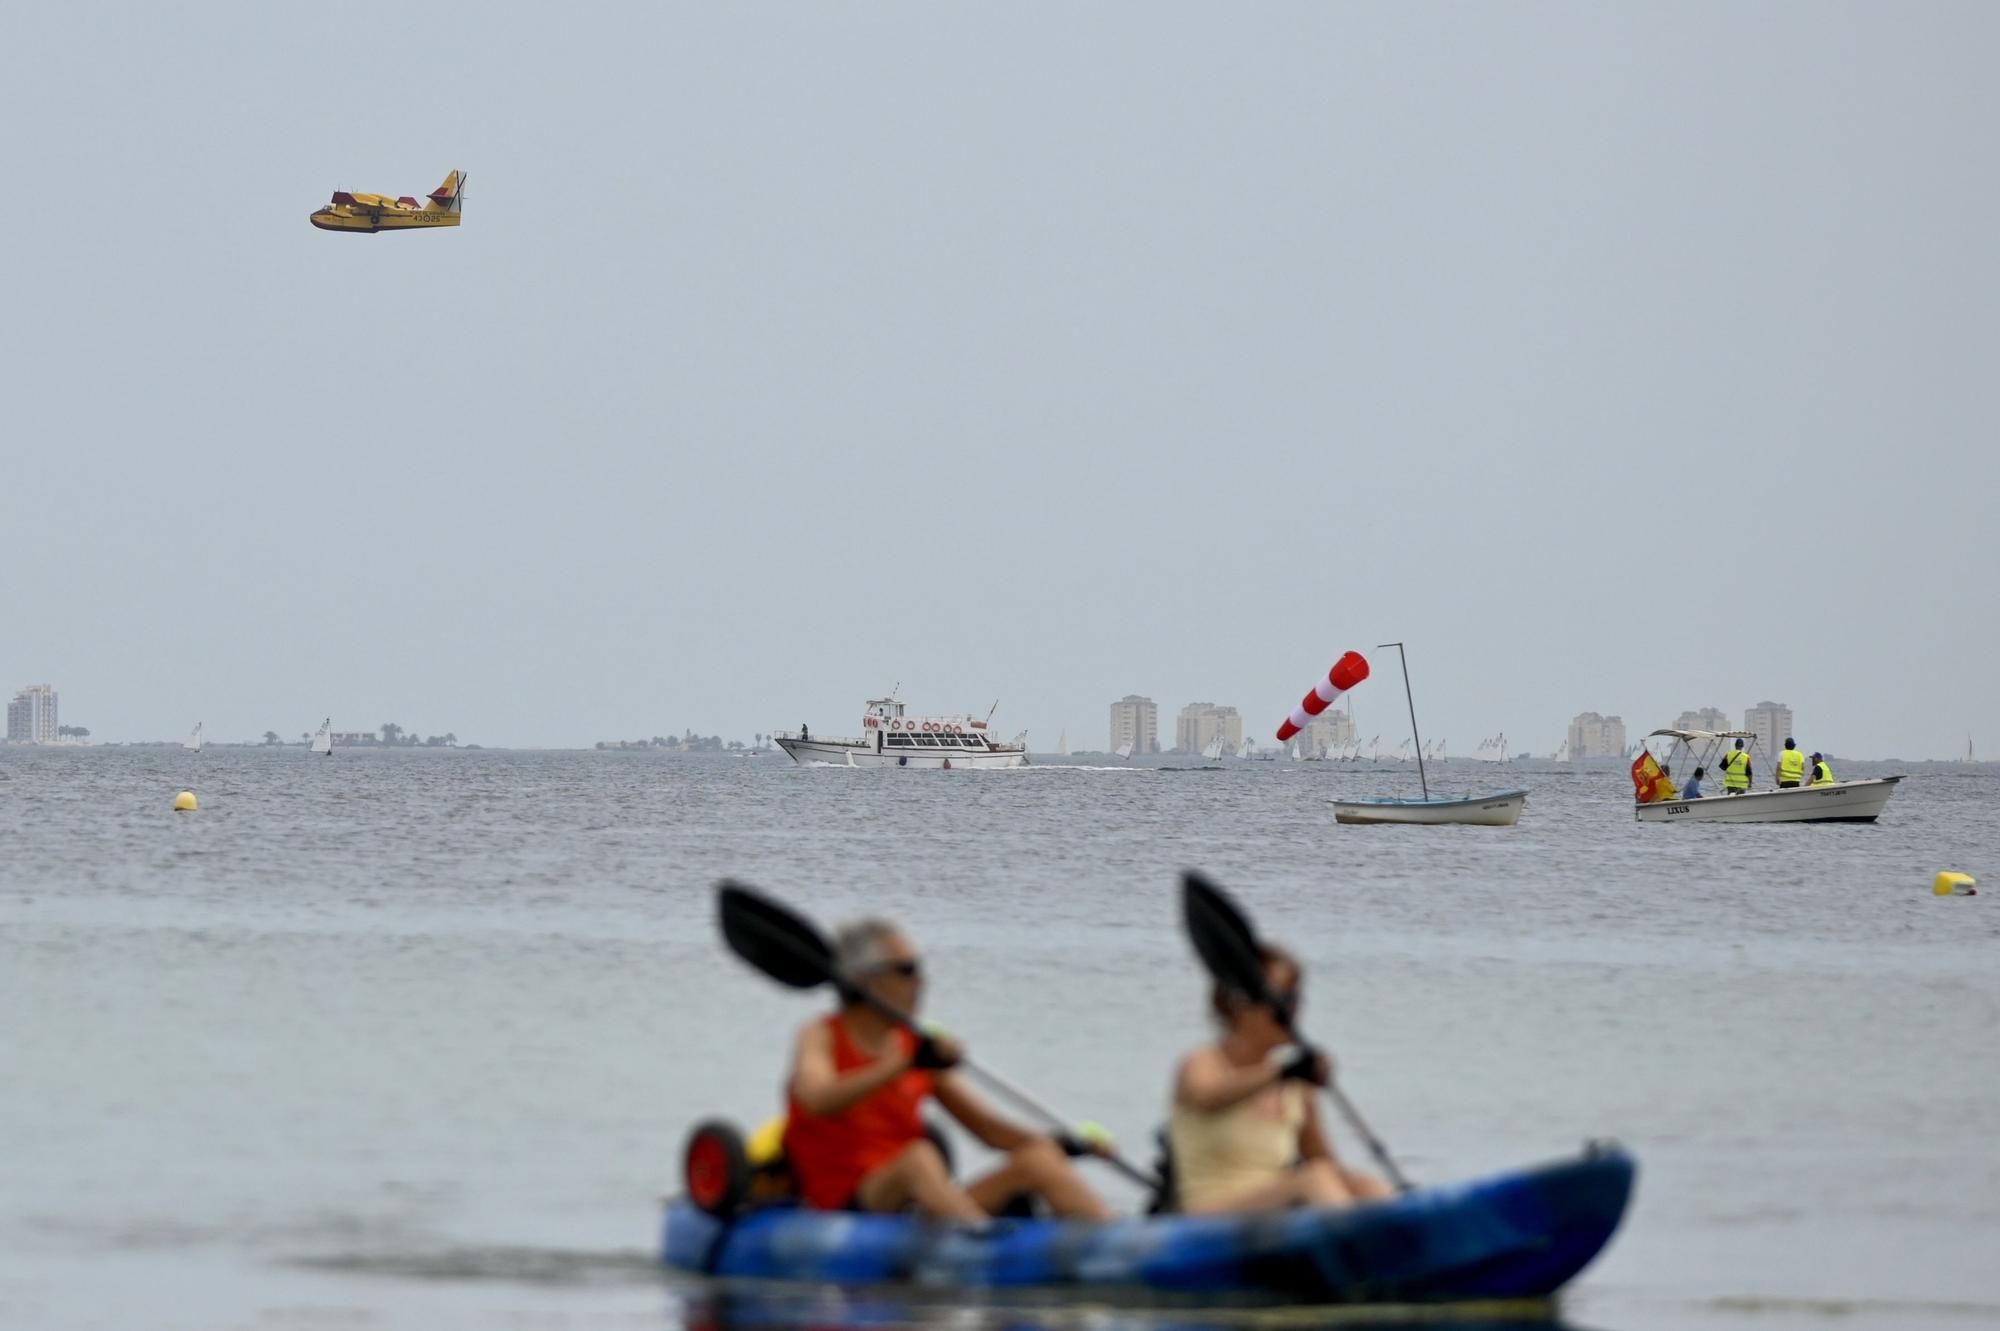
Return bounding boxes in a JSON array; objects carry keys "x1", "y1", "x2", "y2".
[{"x1": 684, "y1": 1119, "x2": 750, "y2": 1217}]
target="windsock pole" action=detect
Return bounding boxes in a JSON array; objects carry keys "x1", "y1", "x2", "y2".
[{"x1": 1378, "y1": 641, "x2": 1429, "y2": 800}]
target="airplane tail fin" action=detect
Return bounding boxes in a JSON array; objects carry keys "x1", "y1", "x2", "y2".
[{"x1": 426, "y1": 169, "x2": 465, "y2": 213}]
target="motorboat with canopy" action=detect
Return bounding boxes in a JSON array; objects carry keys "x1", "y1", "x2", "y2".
[{"x1": 1633, "y1": 729, "x2": 1901, "y2": 823}]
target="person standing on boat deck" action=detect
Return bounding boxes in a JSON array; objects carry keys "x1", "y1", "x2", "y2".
[
  {"x1": 1720, "y1": 739, "x2": 1752, "y2": 794},
  {"x1": 1777, "y1": 738, "x2": 1806, "y2": 788},
  {"x1": 1682, "y1": 766, "x2": 1706, "y2": 799},
  {"x1": 1168, "y1": 944, "x2": 1391, "y2": 1213},
  {"x1": 782, "y1": 918, "x2": 1110, "y2": 1222},
  {"x1": 1810, "y1": 753, "x2": 1836, "y2": 785},
  {"x1": 800, "y1": 723, "x2": 809, "y2": 742}
]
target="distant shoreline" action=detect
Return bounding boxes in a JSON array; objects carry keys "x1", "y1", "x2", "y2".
[{"x1": 4, "y1": 744, "x2": 1990, "y2": 767}]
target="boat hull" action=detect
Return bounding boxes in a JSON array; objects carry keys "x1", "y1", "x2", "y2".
[
  {"x1": 1635, "y1": 777, "x2": 1902, "y2": 823},
  {"x1": 1332, "y1": 790, "x2": 1528, "y2": 826},
  {"x1": 775, "y1": 737, "x2": 1025, "y2": 769},
  {"x1": 662, "y1": 1146, "x2": 1633, "y2": 1302}
]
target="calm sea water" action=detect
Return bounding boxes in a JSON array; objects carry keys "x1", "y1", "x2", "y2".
[{"x1": 2, "y1": 747, "x2": 1995, "y2": 1330}]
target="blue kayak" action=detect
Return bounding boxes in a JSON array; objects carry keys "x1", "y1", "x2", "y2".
[{"x1": 663, "y1": 1144, "x2": 1635, "y2": 1303}]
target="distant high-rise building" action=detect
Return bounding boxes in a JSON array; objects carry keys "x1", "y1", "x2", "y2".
[
  {"x1": 1673, "y1": 707, "x2": 1732, "y2": 733},
  {"x1": 1567, "y1": 711, "x2": 1626, "y2": 759},
  {"x1": 1299, "y1": 709, "x2": 1358, "y2": 758},
  {"x1": 1743, "y1": 701, "x2": 1793, "y2": 766},
  {"x1": 1108, "y1": 695, "x2": 1159, "y2": 754},
  {"x1": 7, "y1": 684, "x2": 58, "y2": 743},
  {"x1": 1175, "y1": 703, "x2": 1244, "y2": 755}
]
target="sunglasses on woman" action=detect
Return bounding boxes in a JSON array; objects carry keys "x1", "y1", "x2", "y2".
[{"x1": 872, "y1": 959, "x2": 922, "y2": 980}]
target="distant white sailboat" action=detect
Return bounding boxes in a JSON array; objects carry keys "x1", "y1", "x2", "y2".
[
  {"x1": 1114, "y1": 742, "x2": 1135, "y2": 760},
  {"x1": 1202, "y1": 736, "x2": 1225, "y2": 761},
  {"x1": 184, "y1": 722, "x2": 204, "y2": 753},
  {"x1": 1966, "y1": 737, "x2": 1978, "y2": 764},
  {"x1": 1058, "y1": 729, "x2": 1070, "y2": 757},
  {"x1": 310, "y1": 718, "x2": 333, "y2": 757}
]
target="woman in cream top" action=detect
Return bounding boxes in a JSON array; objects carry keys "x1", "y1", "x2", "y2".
[{"x1": 1168, "y1": 944, "x2": 1391, "y2": 1213}]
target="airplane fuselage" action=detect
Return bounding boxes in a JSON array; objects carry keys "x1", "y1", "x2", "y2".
[{"x1": 309, "y1": 207, "x2": 461, "y2": 234}]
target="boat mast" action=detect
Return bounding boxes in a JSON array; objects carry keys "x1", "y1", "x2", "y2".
[{"x1": 1377, "y1": 641, "x2": 1429, "y2": 799}]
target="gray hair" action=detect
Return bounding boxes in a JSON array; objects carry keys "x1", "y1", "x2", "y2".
[{"x1": 833, "y1": 918, "x2": 903, "y2": 979}]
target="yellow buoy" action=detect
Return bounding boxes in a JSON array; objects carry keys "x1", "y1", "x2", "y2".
[
  {"x1": 1933, "y1": 872, "x2": 1976, "y2": 896},
  {"x1": 173, "y1": 790, "x2": 198, "y2": 812}
]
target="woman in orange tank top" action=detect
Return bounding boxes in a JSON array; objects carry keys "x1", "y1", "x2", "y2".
[{"x1": 781, "y1": 919, "x2": 1110, "y2": 1222}]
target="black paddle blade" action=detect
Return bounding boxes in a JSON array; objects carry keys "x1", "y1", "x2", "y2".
[
  {"x1": 717, "y1": 881, "x2": 836, "y2": 991},
  {"x1": 1180, "y1": 870, "x2": 1276, "y2": 1007}
]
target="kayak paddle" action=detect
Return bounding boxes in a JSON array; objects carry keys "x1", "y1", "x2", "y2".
[
  {"x1": 716, "y1": 880, "x2": 1159, "y2": 1190},
  {"x1": 1179, "y1": 869, "x2": 1412, "y2": 1193}
]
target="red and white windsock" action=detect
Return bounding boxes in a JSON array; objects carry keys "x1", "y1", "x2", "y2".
[{"x1": 1276, "y1": 651, "x2": 1370, "y2": 741}]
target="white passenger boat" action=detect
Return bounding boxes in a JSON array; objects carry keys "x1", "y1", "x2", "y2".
[
  {"x1": 1634, "y1": 729, "x2": 1902, "y2": 823},
  {"x1": 776, "y1": 696, "x2": 1027, "y2": 769}
]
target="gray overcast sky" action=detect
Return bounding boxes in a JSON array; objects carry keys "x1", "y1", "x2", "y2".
[{"x1": 3, "y1": 3, "x2": 1994, "y2": 755}]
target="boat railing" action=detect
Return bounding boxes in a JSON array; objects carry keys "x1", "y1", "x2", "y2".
[{"x1": 778, "y1": 729, "x2": 865, "y2": 746}]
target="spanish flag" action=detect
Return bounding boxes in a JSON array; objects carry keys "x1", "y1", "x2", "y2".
[{"x1": 1631, "y1": 751, "x2": 1677, "y2": 803}]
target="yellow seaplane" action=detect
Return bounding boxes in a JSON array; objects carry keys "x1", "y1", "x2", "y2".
[{"x1": 310, "y1": 169, "x2": 464, "y2": 234}]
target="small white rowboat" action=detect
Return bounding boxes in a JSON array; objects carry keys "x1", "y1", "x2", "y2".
[{"x1": 1332, "y1": 789, "x2": 1529, "y2": 826}]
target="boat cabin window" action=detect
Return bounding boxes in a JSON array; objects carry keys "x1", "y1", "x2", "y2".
[{"x1": 884, "y1": 730, "x2": 983, "y2": 748}]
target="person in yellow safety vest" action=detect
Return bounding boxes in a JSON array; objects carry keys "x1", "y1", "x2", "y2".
[
  {"x1": 1810, "y1": 752, "x2": 1835, "y2": 785},
  {"x1": 1720, "y1": 738, "x2": 1752, "y2": 794},
  {"x1": 1777, "y1": 738, "x2": 1807, "y2": 788}
]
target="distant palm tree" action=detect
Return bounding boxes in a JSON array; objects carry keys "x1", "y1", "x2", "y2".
[
  {"x1": 263, "y1": 731, "x2": 280, "y2": 746},
  {"x1": 381, "y1": 722, "x2": 404, "y2": 746}
]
